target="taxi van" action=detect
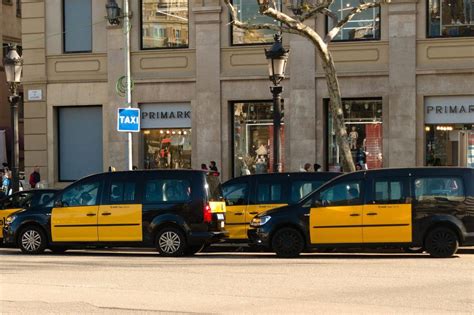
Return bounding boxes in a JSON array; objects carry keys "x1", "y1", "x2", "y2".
[
  {"x1": 222, "y1": 172, "x2": 340, "y2": 241},
  {"x1": 248, "y1": 168, "x2": 474, "y2": 258},
  {"x1": 0, "y1": 189, "x2": 58, "y2": 240},
  {"x1": 3, "y1": 170, "x2": 227, "y2": 256}
]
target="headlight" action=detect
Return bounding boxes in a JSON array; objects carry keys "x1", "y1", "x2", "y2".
[
  {"x1": 5, "y1": 215, "x2": 17, "y2": 225},
  {"x1": 250, "y1": 215, "x2": 271, "y2": 227}
]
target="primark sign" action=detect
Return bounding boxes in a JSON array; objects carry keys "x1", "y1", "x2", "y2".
[
  {"x1": 425, "y1": 96, "x2": 474, "y2": 124},
  {"x1": 140, "y1": 103, "x2": 191, "y2": 129}
]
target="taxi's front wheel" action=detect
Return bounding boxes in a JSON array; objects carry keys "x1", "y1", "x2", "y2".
[
  {"x1": 155, "y1": 227, "x2": 186, "y2": 257},
  {"x1": 272, "y1": 227, "x2": 304, "y2": 258},
  {"x1": 18, "y1": 226, "x2": 47, "y2": 255}
]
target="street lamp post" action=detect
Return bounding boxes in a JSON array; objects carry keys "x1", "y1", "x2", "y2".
[
  {"x1": 3, "y1": 45, "x2": 23, "y2": 193},
  {"x1": 265, "y1": 34, "x2": 289, "y2": 173}
]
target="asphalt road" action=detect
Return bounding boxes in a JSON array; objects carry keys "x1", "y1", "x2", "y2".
[{"x1": 1, "y1": 248, "x2": 473, "y2": 314}]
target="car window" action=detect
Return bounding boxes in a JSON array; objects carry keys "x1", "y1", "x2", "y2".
[
  {"x1": 37, "y1": 193, "x2": 56, "y2": 206},
  {"x1": 144, "y1": 179, "x2": 191, "y2": 203},
  {"x1": 290, "y1": 180, "x2": 325, "y2": 203},
  {"x1": 16, "y1": 193, "x2": 34, "y2": 208},
  {"x1": 223, "y1": 183, "x2": 248, "y2": 206},
  {"x1": 374, "y1": 179, "x2": 406, "y2": 203},
  {"x1": 256, "y1": 182, "x2": 283, "y2": 203},
  {"x1": 109, "y1": 181, "x2": 137, "y2": 203},
  {"x1": 414, "y1": 177, "x2": 465, "y2": 202},
  {"x1": 61, "y1": 182, "x2": 101, "y2": 207},
  {"x1": 319, "y1": 181, "x2": 363, "y2": 206}
]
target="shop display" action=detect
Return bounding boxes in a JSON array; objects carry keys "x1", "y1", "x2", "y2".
[
  {"x1": 428, "y1": 0, "x2": 474, "y2": 37},
  {"x1": 233, "y1": 102, "x2": 285, "y2": 177},
  {"x1": 425, "y1": 125, "x2": 474, "y2": 167},
  {"x1": 328, "y1": 99, "x2": 383, "y2": 171},
  {"x1": 143, "y1": 129, "x2": 191, "y2": 169}
]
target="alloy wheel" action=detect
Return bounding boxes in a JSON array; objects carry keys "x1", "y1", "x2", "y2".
[
  {"x1": 158, "y1": 231, "x2": 181, "y2": 254},
  {"x1": 20, "y1": 228, "x2": 44, "y2": 254}
]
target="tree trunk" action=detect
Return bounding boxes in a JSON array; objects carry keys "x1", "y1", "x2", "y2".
[{"x1": 320, "y1": 50, "x2": 355, "y2": 172}]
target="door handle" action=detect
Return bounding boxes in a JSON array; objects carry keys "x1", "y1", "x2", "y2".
[
  {"x1": 304, "y1": 213, "x2": 310, "y2": 217},
  {"x1": 366, "y1": 212, "x2": 378, "y2": 216},
  {"x1": 101, "y1": 212, "x2": 112, "y2": 216},
  {"x1": 249, "y1": 212, "x2": 258, "y2": 215},
  {"x1": 86, "y1": 213, "x2": 96, "y2": 217},
  {"x1": 350, "y1": 213, "x2": 360, "y2": 217},
  {"x1": 234, "y1": 213, "x2": 243, "y2": 216}
]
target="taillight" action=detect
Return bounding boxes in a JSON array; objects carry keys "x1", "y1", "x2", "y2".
[{"x1": 203, "y1": 204, "x2": 212, "y2": 223}]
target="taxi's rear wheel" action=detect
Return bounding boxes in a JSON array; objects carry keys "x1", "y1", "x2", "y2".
[
  {"x1": 18, "y1": 226, "x2": 47, "y2": 255},
  {"x1": 425, "y1": 227, "x2": 459, "y2": 258},
  {"x1": 156, "y1": 227, "x2": 186, "y2": 257},
  {"x1": 272, "y1": 227, "x2": 304, "y2": 258}
]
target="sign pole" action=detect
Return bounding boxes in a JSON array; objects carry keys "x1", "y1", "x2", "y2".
[{"x1": 124, "y1": 0, "x2": 133, "y2": 170}]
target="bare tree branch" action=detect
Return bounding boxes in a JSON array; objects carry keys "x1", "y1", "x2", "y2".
[
  {"x1": 321, "y1": 8, "x2": 338, "y2": 26},
  {"x1": 223, "y1": 0, "x2": 301, "y2": 35},
  {"x1": 325, "y1": 2, "x2": 380, "y2": 43},
  {"x1": 298, "y1": 0, "x2": 334, "y2": 22}
]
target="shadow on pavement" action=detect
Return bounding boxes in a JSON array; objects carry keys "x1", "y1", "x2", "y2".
[{"x1": 1, "y1": 247, "x2": 469, "y2": 260}]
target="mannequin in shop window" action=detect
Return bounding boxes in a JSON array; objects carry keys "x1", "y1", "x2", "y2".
[
  {"x1": 255, "y1": 155, "x2": 267, "y2": 174},
  {"x1": 349, "y1": 126, "x2": 359, "y2": 150}
]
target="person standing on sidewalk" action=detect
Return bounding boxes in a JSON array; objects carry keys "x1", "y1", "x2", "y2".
[{"x1": 29, "y1": 166, "x2": 41, "y2": 189}]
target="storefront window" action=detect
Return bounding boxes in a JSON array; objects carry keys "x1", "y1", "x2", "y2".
[
  {"x1": 428, "y1": 0, "x2": 474, "y2": 37},
  {"x1": 232, "y1": 102, "x2": 284, "y2": 177},
  {"x1": 327, "y1": 99, "x2": 383, "y2": 171},
  {"x1": 141, "y1": 0, "x2": 189, "y2": 49},
  {"x1": 328, "y1": 0, "x2": 380, "y2": 41},
  {"x1": 231, "y1": 0, "x2": 280, "y2": 45},
  {"x1": 143, "y1": 129, "x2": 192, "y2": 169},
  {"x1": 425, "y1": 125, "x2": 474, "y2": 167}
]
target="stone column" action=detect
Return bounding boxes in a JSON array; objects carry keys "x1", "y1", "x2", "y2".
[
  {"x1": 192, "y1": 5, "x2": 222, "y2": 170},
  {"x1": 22, "y1": 0, "x2": 49, "y2": 185},
  {"x1": 105, "y1": 24, "x2": 129, "y2": 171},
  {"x1": 387, "y1": 0, "x2": 417, "y2": 167},
  {"x1": 287, "y1": 23, "x2": 317, "y2": 171}
]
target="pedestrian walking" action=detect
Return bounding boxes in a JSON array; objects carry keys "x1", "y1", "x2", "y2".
[
  {"x1": 29, "y1": 166, "x2": 41, "y2": 189},
  {"x1": 313, "y1": 163, "x2": 321, "y2": 172},
  {"x1": 201, "y1": 163, "x2": 208, "y2": 171},
  {"x1": 300, "y1": 163, "x2": 311, "y2": 172},
  {"x1": 2, "y1": 169, "x2": 11, "y2": 195}
]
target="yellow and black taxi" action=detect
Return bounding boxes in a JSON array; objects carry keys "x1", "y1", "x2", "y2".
[
  {"x1": 3, "y1": 170, "x2": 227, "y2": 256},
  {"x1": 0, "y1": 189, "x2": 58, "y2": 240},
  {"x1": 222, "y1": 172, "x2": 340, "y2": 242},
  {"x1": 248, "y1": 168, "x2": 474, "y2": 258}
]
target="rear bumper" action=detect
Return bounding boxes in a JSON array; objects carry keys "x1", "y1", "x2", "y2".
[{"x1": 187, "y1": 230, "x2": 229, "y2": 246}]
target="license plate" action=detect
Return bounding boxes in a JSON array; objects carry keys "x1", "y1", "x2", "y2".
[{"x1": 217, "y1": 214, "x2": 224, "y2": 220}]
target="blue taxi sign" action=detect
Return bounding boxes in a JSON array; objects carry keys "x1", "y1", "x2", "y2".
[{"x1": 117, "y1": 108, "x2": 140, "y2": 132}]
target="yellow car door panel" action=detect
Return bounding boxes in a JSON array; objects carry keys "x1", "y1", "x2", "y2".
[
  {"x1": 226, "y1": 205, "x2": 247, "y2": 240},
  {"x1": 98, "y1": 204, "x2": 142, "y2": 242},
  {"x1": 51, "y1": 206, "x2": 99, "y2": 242},
  {"x1": 310, "y1": 205, "x2": 363, "y2": 244},
  {"x1": 246, "y1": 203, "x2": 287, "y2": 223},
  {"x1": 363, "y1": 204, "x2": 412, "y2": 243}
]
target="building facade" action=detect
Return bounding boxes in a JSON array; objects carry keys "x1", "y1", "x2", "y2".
[
  {"x1": 20, "y1": 0, "x2": 474, "y2": 187},
  {"x1": 1, "y1": 0, "x2": 22, "y2": 168}
]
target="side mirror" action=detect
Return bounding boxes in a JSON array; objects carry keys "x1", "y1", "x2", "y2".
[{"x1": 54, "y1": 200, "x2": 64, "y2": 207}]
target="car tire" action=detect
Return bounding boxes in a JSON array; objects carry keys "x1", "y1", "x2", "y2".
[
  {"x1": 50, "y1": 246, "x2": 68, "y2": 254},
  {"x1": 184, "y1": 244, "x2": 204, "y2": 256},
  {"x1": 18, "y1": 226, "x2": 47, "y2": 255},
  {"x1": 272, "y1": 227, "x2": 304, "y2": 258},
  {"x1": 425, "y1": 227, "x2": 459, "y2": 258},
  {"x1": 155, "y1": 227, "x2": 187, "y2": 257}
]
